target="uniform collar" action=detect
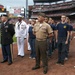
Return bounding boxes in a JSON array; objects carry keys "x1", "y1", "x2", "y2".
[
  {"x1": 40, "y1": 21, "x2": 45, "y2": 24},
  {"x1": 18, "y1": 20, "x2": 23, "y2": 23},
  {"x1": 4, "y1": 21, "x2": 7, "y2": 24},
  {"x1": 37, "y1": 21, "x2": 45, "y2": 25}
]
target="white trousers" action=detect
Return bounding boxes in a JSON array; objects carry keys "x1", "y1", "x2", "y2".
[
  {"x1": 17, "y1": 37, "x2": 25, "y2": 56},
  {"x1": 27, "y1": 37, "x2": 31, "y2": 50}
]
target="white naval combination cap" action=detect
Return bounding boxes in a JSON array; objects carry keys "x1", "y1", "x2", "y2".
[
  {"x1": 29, "y1": 19, "x2": 32, "y2": 21},
  {"x1": 17, "y1": 15, "x2": 23, "y2": 18}
]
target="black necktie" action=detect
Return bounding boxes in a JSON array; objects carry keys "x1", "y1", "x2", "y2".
[{"x1": 18, "y1": 22, "x2": 21, "y2": 29}]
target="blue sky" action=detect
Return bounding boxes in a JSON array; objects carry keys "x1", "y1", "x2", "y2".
[{"x1": 0, "y1": 0, "x2": 34, "y2": 10}]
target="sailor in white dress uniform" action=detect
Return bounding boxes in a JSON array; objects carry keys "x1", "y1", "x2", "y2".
[{"x1": 15, "y1": 15, "x2": 27, "y2": 57}]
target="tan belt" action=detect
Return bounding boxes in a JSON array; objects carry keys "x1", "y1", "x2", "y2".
[{"x1": 36, "y1": 38, "x2": 47, "y2": 41}]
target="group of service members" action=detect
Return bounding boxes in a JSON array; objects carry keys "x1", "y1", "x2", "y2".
[{"x1": 0, "y1": 13, "x2": 73, "y2": 74}]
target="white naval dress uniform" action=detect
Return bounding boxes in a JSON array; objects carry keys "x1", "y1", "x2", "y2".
[
  {"x1": 15, "y1": 20, "x2": 27, "y2": 56},
  {"x1": 27, "y1": 24, "x2": 31, "y2": 50}
]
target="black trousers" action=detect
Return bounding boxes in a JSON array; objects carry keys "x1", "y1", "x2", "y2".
[
  {"x1": 65, "y1": 39, "x2": 70, "y2": 58},
  {"x1": 47, "y1": 37, "x2": 55, "y2": 56},
  {"x1": 58, "y1": 37, "x2": 67, "y2": 63},
  {"x1": 35, "y1": 40, "x2": 48, "y2": 67},
  {"x1": 2, "y1": 44, "x2": 12, "y2": 63}
]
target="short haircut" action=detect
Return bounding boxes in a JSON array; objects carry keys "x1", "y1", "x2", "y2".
[
  {"x1": 61, "y1": 15, "x2": 66, "y2": 18},
  {"x1": 38, "y1": 13, "x2": 46, "y2": 18},
  {"x1": 45, "y1": 16, "x2": 49, "y2": 20}
]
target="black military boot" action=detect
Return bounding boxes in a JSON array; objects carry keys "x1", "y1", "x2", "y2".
[
  {"x1": 43, "y1": 66, "x2": 48, "y2": 74},
  {"x1": 32, "y1": 66, "x2": 40, "y2": 70}
]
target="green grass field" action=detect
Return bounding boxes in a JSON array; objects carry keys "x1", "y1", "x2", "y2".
[{"x1": 13, "y1": 35, "x2": 17, "y2": 42}]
